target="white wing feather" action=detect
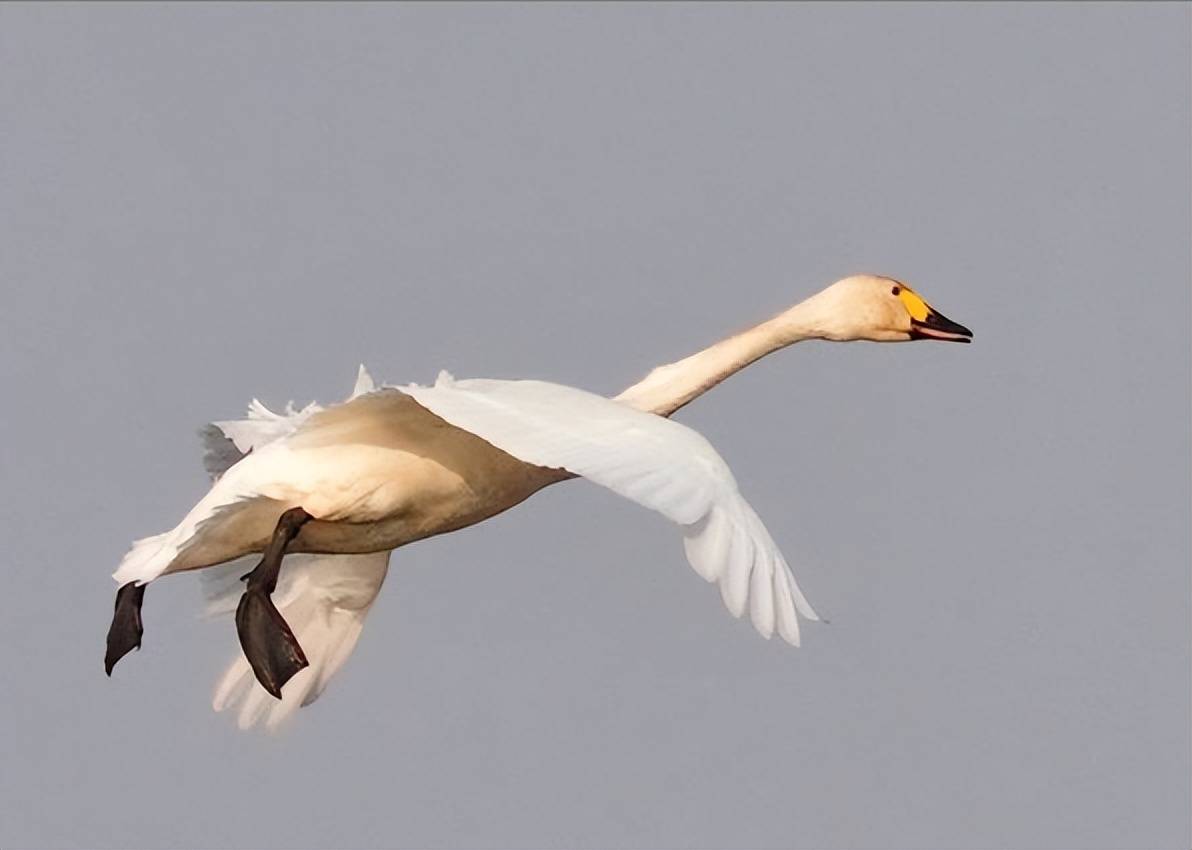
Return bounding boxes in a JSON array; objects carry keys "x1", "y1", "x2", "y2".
[
  {"x1": 401, "y1": 373, "x2": 818, "y2": 644},
  {"x1": 205, "y1": 551, "x2": 390, "y2": 730}
]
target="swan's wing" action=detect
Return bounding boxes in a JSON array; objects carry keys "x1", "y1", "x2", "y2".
[
  {"x1": 401, "y1": 373, "x2": 818, "y2": 644},
  {"x1": 202, "y1": 550, "x2": 391, "y2": 730}
]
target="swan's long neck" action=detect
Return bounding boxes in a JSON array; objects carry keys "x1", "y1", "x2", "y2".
[{"x1": 615, "y1": 293, "x2": 832, "y2": 417}]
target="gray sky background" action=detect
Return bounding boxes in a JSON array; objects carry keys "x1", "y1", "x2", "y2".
[{"x1": 1, "y1": 4, "x2": 1188, "y2": 849}]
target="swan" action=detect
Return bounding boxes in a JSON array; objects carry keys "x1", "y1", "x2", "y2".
[{"x1": 105, "y1": 274, "x2": 971, "y2": 729}]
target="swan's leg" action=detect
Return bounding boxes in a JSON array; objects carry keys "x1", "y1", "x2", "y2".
[
  {"x1": 104, "y1": 581, "x2": 146, "y2": 675},
  {"x1": 235, "y1": 507, "x2": 313, "y2": 699}
]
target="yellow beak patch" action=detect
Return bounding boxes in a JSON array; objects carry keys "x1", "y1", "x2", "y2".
[{"x1": 897, "y1": 287, "x2": 932, "y2": 322}]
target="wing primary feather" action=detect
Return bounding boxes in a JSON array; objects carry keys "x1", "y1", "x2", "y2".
[
  {"x1": 718, "y1": 519, "x2": 754, "y2": 618},
  {"x1": 683, "y1": 507, "x2": 731, "y2": 583},
  {"x1": 789, "y1": 580, "x2": 820, "y2": 622},
  {"x1": 778, "y1": 555, "x2": 820, "y2": 622},
  {"x1": 749, "y1": 550, "x2": 776, "y2": 639},
  {"x1": 772, "y1": 565, "x2": 802, "y2": 647}
]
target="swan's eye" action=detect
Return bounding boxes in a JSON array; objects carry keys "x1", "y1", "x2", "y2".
[{"x1": 891, "y1": 285, "x2": 901, "y2": 296}]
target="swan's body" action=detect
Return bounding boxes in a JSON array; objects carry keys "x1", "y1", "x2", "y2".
[
  {"x1": 107, "y1": 275, "x2": 971, "y2": 729},
  {"x1": 120, "y1": 383, "x2": 567, "y2": 575}
]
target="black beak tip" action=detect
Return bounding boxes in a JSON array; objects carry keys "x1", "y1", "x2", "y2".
[{"x1": 912, "y1": 311, "x2": 973, "y2": 343}]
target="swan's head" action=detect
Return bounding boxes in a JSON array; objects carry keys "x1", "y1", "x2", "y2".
[{"x1": 799, "y1": 274, "x2": 973, "y2": 344}]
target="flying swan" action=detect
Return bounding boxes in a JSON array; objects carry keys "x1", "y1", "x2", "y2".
[{"x1": 106, "y1": 274, "x2": 972, "y2": 729}]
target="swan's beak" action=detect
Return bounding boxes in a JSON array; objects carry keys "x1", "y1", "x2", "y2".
[{"x1": 910, "y1": 307, "x2": 973, "y2": 343}]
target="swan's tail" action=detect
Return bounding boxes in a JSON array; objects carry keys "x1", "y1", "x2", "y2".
[
  {"x1": 203, "y1": 550, "x2": 391, "y2": 730},
  {"x1": 110, "y1": 493, "x2": 281, "y2": 587},
  {"x1": 112, "y1": 531, "x2": 179, "y2": 587}
]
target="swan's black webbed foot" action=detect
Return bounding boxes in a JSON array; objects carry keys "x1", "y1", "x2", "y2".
[
  {"x1": 235, "y1": 507, "x2": 312, "y2": 699},
  {"x1": 105, "y1": 581, "x2": 146, "y2": 675},
  {"x1": 236, "y1": 589, "x2": 309, "y2": 699}
]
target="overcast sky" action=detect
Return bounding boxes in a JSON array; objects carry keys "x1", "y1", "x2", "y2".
[{"x1": 1, "y1": 4, "x2": 1188, "y2": 849}]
